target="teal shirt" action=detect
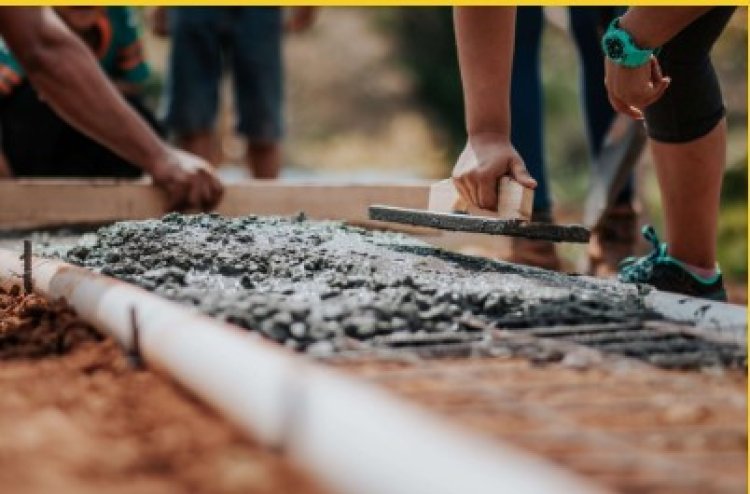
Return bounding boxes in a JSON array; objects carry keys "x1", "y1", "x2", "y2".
[{"x1": 0, "y1": 7, "x2": 150, "y2": 96}]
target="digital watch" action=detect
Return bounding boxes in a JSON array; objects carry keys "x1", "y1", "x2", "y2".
[{"x1": 601, "y1": 17, "x2": 657, "y2": 68}]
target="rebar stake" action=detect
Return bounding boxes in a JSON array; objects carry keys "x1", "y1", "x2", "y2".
[
  {"x1": 128, "y1": 306, "x2": 145, "y2": 370},
  {"x1": 22, "y1": 240, "x2": 32, "y2": 294}
]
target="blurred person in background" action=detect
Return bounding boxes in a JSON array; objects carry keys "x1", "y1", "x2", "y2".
[
  {"x1": 153, "y1": 7, "x2": 316, "y2": 178},
  {"x1": 0, "y1": 7, "x2": 162, "y2": 178},
  {"x1": 508, "y1": 7, "x2": 639, "y2": 275}
]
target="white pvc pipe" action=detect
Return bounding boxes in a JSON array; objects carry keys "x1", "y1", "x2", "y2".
[
  {"x1": 0, "y1": 249, "x2": 602, "y2": 494},
  {"x1": 645, "y1": 290, "x2": 747, "y2": 345}
]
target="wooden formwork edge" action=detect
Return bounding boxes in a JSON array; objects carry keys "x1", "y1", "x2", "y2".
[
  {"x1": 0, "y1": 248, "x2": 603, "y2": 494},
  {"x1": 0, "y1": 179, "x2": 435, "y2": 231}
]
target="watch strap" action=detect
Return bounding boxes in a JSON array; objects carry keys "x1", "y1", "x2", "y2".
[{"x1": 602, "y1": 17, "x2": 655, "y2": 68}]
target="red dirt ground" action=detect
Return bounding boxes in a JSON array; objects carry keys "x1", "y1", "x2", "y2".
[
  {"x1": 0, "y1": 288, "x2": 327, "y2": 494},
  {"x1": 336, "y1": 354, "x2": 747, "y2": 493}
]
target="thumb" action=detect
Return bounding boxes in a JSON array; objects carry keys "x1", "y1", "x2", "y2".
[{"x1": 510, "y1": 158, "x2": 537, "y2": 189}]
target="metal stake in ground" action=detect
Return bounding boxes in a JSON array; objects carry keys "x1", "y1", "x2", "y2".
[
  {"x1": 128, "y1": 306, "x2": 145, "y2": 370},
  {"x1": 22, "y1": 240, "x2": 32, "y2": 294}
]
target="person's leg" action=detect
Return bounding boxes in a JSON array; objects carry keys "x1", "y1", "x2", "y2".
[
  {"x1": 569, "y1": 7, "x2": 638, "y2": 276},
  {"x1": 569, "y1": 7, "x2": 617, "y2": 158},
  {"x1": 510, "y1": 7, "x2": 549, "y2": 214},
  {"x1": 651, "y1": 120, "x2": 725, "y2": 271},
  {"x1": 247, "y1": 141, "x2": 282, "y2": 179},
  {"x1": 619, "y1": 7, "x2": 735, "y2": 299},
  {"x1": 645, "y1": 7, "x2": 734, "y2": 269},
  {"x1": 0, "y1": 152, "x2": 11, "y2": 178},
  {"x1": 506, "y1": 8, "x2": 562, "y2": 271},
  {"x1": 163, "y1": 8, "x2": 223, "y2": 164},
  {"x1": 229, "y1": 7, "x2": 283, "y2": 178},
  {"x1": 178, "y1": 132, "x2": 216, "y2": 163}
]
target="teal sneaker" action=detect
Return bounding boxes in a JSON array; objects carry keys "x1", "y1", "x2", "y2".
[{"x1": 618, "y1": 225, "x2": 727, "y2": 301}]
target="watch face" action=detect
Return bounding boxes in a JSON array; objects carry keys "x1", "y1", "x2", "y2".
[{"x1": 605, "y1": 37, "x2": 624, "y2": 60}]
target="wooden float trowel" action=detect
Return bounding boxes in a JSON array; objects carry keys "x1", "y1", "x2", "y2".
[{"x1": 369, "y1": 177, "x2": 591, "y2": 243}]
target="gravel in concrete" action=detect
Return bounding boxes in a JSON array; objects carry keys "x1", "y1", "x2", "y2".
[{"x1": 61, "y1": 213, "x2": 659, "y2": 357}]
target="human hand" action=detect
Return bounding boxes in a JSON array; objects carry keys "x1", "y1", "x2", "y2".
[
  {"x1": 286, "y1": 7, "x2": 317, "y2": 33},
  {"x1": 149, "y1": 7, "x2": 169, "y2": 38},
  {"x1": 150, "y1": 147, "x2": 224, "y2": 212},
  {"x1": 451, "y1": 133, "x2": 536, "y2": 211},
  {"x1": 604, "y1": 55, "x2": 670, "y2": 119}
]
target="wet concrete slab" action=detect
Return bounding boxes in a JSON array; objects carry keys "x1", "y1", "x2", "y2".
[{"x1": 10, "y1": 213, "x2": 738, "y2": 369}]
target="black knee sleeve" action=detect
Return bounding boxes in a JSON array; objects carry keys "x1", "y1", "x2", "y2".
[{"x1": 644, "y1": 7, "x2": 735, "y2": 143}]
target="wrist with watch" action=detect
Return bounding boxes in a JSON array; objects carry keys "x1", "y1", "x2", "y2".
[{"x1": 601, "y1": 17, "x2": 659, "y2": 68}]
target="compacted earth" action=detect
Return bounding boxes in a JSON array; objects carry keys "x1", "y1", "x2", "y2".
[
  {"x1": 61, "y1": 213, "x2": 743, "y2": 369},
  {"x1": 0, "y1": 286, "x2": 326, "y2": 494}
]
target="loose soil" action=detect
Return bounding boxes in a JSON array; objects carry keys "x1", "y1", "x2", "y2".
[{"x1": 0, "y1": 287, "x2": 326, "y2": 494}]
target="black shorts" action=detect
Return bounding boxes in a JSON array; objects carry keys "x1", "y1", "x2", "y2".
[
  {"x1": 644, "y1": 7, "x2": 736, "y2": 143},
  {"x1": 0, "y1": 83, "x2": 162, "y2": 178}
]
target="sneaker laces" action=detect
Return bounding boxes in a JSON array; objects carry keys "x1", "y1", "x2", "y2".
[{"x1": 618, "y1": 225, "x2": 665, "y2": 282}]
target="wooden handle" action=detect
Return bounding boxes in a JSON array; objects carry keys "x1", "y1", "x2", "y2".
[{"x1": 428, "y1": 177, "x2": 533, "y2": 221}]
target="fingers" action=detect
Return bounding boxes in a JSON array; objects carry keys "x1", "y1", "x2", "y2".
[
  {"x1": 509, "y1": 158, "x2": 537, "y2": 189},
  {"x1": 608, "y1": 92, "x2": 643, "y2": 120},
  {"x1": 641, "y1": 57, "x2": 670, "y2": 107},
  {"x1": 200, "y1": 172, "x2": 223, "y2": 211},
  {"x1": 476, "y1": 173, "x2": 498, "y2": 211},
  {"x1": 452, "y1": 176, "x2": 472, "y2": 209},
  {"x1": 462, "y1": 174, "x2": 480, "y2": 208},
  {"x1": 205, "y1": 173, "x2": 224, "y2": 210},
  {"x1": 649, "y1": 55, "x2": 663, "y2": 80},
  {"x1": 605, "y1": 55, "x2": 670, "y2": 117},
  {"x1": 642, "y1": 77, "x2": 670, "y2": 108},
  {"x1": 187, "y1": 179, "x2": 203, "y2": 211},
  {"x1": 165, "y1": 182, "x2": 189, "y2": 212},
  {"x1": 178, "y1": 170, "x2": 223, "y2": 212}
]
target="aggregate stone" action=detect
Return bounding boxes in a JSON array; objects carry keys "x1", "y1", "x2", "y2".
[{"x1": 61, "y1": 213, "x2": 659, "y2": 353}]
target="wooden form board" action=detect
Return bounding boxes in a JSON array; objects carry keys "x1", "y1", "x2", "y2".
[
  {"x1": 0, "y1": 179, "x2": 431, "y2": 230},
  {"x1": 0, "y1": 178, "x2": 548, "y2": 258}
]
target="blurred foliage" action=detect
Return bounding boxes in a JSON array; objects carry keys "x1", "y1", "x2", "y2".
[
  {"x1": 384, "y1": 8, "x2": 464, "y2": 159},
  {"x1": 717, "y1": 161, "x2": 748, "y2": 280}
]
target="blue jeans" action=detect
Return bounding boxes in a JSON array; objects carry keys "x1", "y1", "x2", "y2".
[
  {"x1": 511, "y1": 7, "x2": 633, "y2": 214},
  {"x1": 163, "y1": 7, "x2": 283, "y2": 141}
]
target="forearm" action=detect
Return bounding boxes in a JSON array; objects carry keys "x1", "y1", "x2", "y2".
[
  {"x1": 0, "y1": 8, "x2": 167, "y2": 175},
  {"x1": 453, "y1": 7, "x2": 515, "y2": 138},
  {"x1": 619, "y1": 7, "x2": 712, "y2": 49}
]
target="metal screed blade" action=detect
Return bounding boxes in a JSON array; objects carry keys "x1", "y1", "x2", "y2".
[{"x1": 369, "y1": 205, "x2": 591, "y2": 243}]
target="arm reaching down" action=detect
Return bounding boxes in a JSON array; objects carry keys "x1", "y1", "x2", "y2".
[
  {"x1": 452, "y1": 7, "x2": 535, "y2": 211},
  {"x1": 0, "y1": 7, "x2": 223, "y2": 211},
  {"x1": 603, "y1": 8, "x2": 713, "y2": 118}
]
